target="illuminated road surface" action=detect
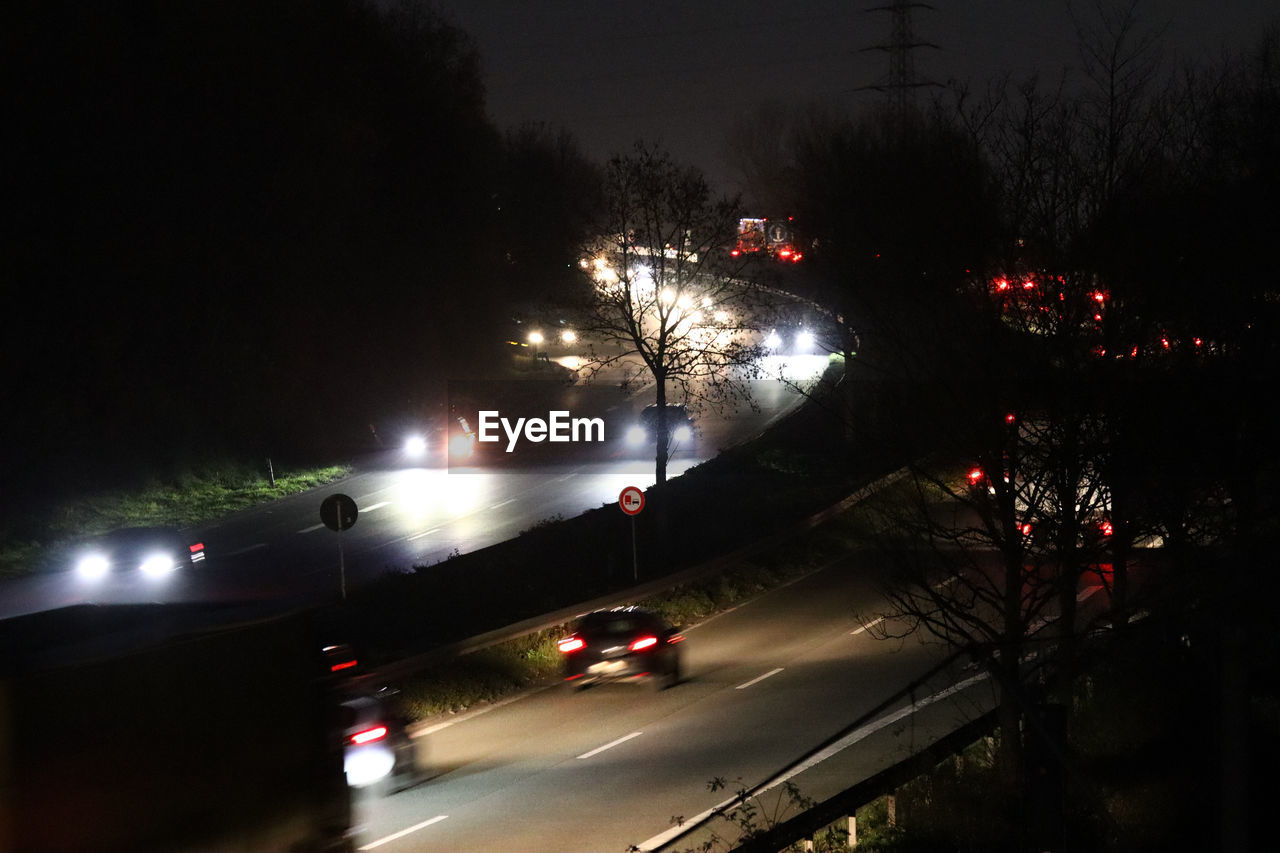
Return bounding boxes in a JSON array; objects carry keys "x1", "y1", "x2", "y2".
[
  {"x1": 349, "y1": 553, "x2": 1000, "y2": 852},
  {"x1": 0, "y1": 361, "x2": 829, "y2": 617}
]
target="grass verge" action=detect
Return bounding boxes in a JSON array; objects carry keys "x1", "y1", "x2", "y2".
[{"x1": 0, "y1": 462, "x2": 352, "y2": 578}]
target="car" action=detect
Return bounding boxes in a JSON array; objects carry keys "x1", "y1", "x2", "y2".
[
  {"x1": 339, "y1": 690, "x2": 417, "y2": 790},
  {"x1": 624, "y1": 404, "x2": 695, "y2": 453},
  {"x1": 70, "y1": 526, "x2": 206, "y2": 581},
  {"x1": 557, "y1": 606, "x2": 685, "y2": 690},
  {"x1": 393, "y1": 412, "x2": 477, "y2": 465}
]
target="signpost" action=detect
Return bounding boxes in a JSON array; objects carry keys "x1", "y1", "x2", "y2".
[
  {"x1": 320, "y1": 493, "x2": 358, "y2": 599},
  {"x1": 618, "y1": 486, "x2": 644, "y2": 581}
]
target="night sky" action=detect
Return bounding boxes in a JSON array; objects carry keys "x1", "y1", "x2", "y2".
[
  {"x1": 434, "y1": 0, "x2": 1279, "y2": 194},
  {"x1": 4, "y1": 0, "x2": 1277, "y2": 512}
]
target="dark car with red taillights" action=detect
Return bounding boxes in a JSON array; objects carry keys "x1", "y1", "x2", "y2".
[{"x1": 558, "y1": 606, "x2": 684, "y2": 690}]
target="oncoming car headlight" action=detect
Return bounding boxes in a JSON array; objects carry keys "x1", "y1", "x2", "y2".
[
  {"x1": 76, "y1": 553, "x2": 111, "y2": 580},
  {"x1": 625, "y1": 426, "x2": 647, "y2": 447},
  {"x1": 673, "y1": 425, "x2": 692, "y2": 443},
  {"x1": 139, "y1": 551, "x2": 179, "y2": 577},
  {"x1": 449, "y1": 432, "x2": 476, "y2": 460},
  {"x1": 403, "y1": 435, "x2": 428, "y2": 458}
]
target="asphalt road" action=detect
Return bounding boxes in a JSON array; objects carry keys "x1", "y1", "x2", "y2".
[
  {"x1": 0, "y1": 364, "x2": 826, "y2": 620},
  {"x1": 349, "y1": 552, "x2": 1001, "y2": 853}
]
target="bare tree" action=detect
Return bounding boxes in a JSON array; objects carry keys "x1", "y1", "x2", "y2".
[
  {"x1": 577, "y1": 143, "x2": 772, "y2": 488},
  {"x1": 1071, "y1": 0, "x2": 1167, "y2": 221}
]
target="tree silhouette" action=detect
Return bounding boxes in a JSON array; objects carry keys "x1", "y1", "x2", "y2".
[{"x1": 576, "y1": 143, "x2": 771, "y2": 490}]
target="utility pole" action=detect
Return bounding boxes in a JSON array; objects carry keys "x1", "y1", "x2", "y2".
[{"x1": 860, "y1": 0, "x2": 941, "y2": 120}]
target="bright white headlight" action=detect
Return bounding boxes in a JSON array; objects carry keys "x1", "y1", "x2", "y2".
[
  {"x1": 449, "y1": 432, "x2": 475, "y2": 459},
  {"x1": 626, "y1": 426, "x2": 647, "y2": 447},
  {"x1": 345, "y1": 745, "x2": 396, "y2": 787},
  {"x1": 403, "y1": 435, "x2": 427, "y2": 457},
  {"x1": 77, "y1": 553, "x2": 111, "y2": 580},
  {"x1": 139, "y1": 552, "x2": 178, "y2": 577},
  {"x1": 795, "y1": 330, "x2": 815, "y2": 351},
  {"x1": 673, "y1": 425, "x2": 692, "y2": 443}
]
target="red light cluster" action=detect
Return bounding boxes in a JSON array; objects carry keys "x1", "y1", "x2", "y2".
[
  {"x1": 558, "y1": 636, "x2": 585, "y2": 654},
  {"x1": 350, "y1": 726, "x2": 388, "y2": 746}
]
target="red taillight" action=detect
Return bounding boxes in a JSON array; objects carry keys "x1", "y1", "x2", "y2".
[
  {"x1": 1020, "y1": 522, "x2": 1034, "y2": 536},
  {"x1": 350, "y1": 726, "x2": 387, "y2": 745},
  {"x1": 1099, "y1": 520, "x2": 1114, "y2": 537},
  {"x1": 629, "y1": 636, "x2": 658, "y2": 652},
  {"x1": 967, "y1": 467, "x2": 984, "y2": 485},
  {"x1": 189, "y1": 542, "x2": 204, "y2": 554},
  {"x1": 558, "y1": 636, "x2": 585, "y2": 654},
  {"x1": 330, "y1": 659, "x2": 358, "y2": 673}
]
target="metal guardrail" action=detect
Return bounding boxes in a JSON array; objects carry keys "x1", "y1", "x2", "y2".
[
  {"x1": 643, "y1": 647, "x2": 980, "y2": 852},
  {"x1": 730, "y1": 710, "x2": 999, "y2": 853}
]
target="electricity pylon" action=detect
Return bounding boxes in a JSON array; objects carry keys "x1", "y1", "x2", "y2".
[{"x1": 860, "y1": 0, "x2": 941, "y2": 117}]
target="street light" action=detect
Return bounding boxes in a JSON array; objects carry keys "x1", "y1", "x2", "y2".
[{"x1": 528, "y1": 330, "x2": 544, "y2": 361}]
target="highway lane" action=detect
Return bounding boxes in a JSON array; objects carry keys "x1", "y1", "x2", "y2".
[
  {"x1": 0, "y1": 368, "x2": 824, "y2": 619},
  {"x1": 193, "y1": 376, "x2": 808, "y2": 589},
  {"x1": 349, "y1": 552, "x2": 1001, "y2": 852}
]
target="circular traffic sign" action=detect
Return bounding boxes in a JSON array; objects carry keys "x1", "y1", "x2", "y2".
[
  {"x1": 618, "y1": 486, "x2": 645, "y2": 516},
  {"x1": 320, "y1": 493, "x2": 359, "y2": 532}
]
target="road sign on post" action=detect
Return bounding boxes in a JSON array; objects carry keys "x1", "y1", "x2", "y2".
[
  {"x1": 320, "y1": 494, "x2": 358, "y2": 531},
  {"x1": 320, "y1": 494, "x2": 358, "y2": 599},
  {"x1": 619, "y1": 486, "x2": 645, "y2": 516},
  {"x1": 619, "y1": 486, "x2": 644, "y2": 581}
]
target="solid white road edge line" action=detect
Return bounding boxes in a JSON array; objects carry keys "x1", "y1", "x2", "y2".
[
  {"x1": 736, "y1": 667, "x2": 784, "y2": 690},
  {"x1": 358, "y1": 815, "x2": 448, "y2": 850},
  {"x1": 632, "y1": 671, "x2": 991, "y2": 851},
  {"x1": 361, "y1": 501, "x2": 389, "y2": 512},
  {"x1": 299, "y1": 523, "x2": 325, "y2": 533},
  {"x1": 850, "y1": 616, "x2": 885, "y2": 636},
  {"x1": 578, "y1": 731, "x2": 643, "y2": 760},
  {"x1": 848, "y1": 575, "x2": 959, "y2": 635},
  {"x1": 407, "y1": 527, "x2": 441, "y2": 541}
]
